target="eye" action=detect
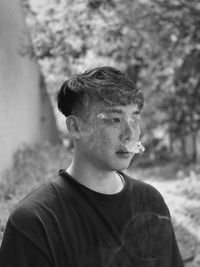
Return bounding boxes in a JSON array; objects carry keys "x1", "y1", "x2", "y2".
[{"x1": 111, "y1": 118, "x2": 121, "y2": 123}]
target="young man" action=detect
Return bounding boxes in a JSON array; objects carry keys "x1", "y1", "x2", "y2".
[{"x1": 0, "y1": 66, "x2": 183, "y2": 266}]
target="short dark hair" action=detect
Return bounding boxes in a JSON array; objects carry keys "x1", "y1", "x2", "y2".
[{"x1": 57, "y1": 66, "x2": 144, "y2": 117}]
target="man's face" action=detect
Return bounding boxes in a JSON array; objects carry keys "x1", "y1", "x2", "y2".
[{"x1": 78, "y1": 102, "x2": 141, "y2": 171}]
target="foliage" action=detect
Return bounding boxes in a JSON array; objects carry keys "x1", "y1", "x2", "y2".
[
  {"x1": 0, "y1": 142, "x2": 72, "y2": 243},
  {"x1": 24, "y1": 0, "x2": 200, "y2": 161},
  {"x1": 0, "y1": 142, "x2": 72, "y2": 201},
  {"x1": 87, "y1": 0, "x2": 200, "y2": 160}
]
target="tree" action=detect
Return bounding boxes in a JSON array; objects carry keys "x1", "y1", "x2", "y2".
[{"x1": 25, "y1": 0, "x2": 200, "y2": 161}]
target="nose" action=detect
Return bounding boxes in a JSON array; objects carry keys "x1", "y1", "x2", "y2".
[{"x1": 120, "y1": 120, "x2": 140, "y2": 144}]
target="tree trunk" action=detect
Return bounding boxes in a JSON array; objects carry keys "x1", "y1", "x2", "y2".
[
  {"x1": 180, "y1": 136, "x2": 187, "y2": 159},
  {"x1": 169, "y1": 130, "x2": 174, "y2": 153},
  {"x1": 191, "y1": 132, "x2": 197, "y2": 163}
]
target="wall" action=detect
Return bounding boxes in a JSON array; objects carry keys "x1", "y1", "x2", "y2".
[{"x1": 0, "y1": 0, "x2": 59, "y2": 178}]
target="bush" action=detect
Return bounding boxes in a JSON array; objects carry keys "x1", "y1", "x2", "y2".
[{"x1": 0, "y1": 142, "x2": 72, "y2": 243}]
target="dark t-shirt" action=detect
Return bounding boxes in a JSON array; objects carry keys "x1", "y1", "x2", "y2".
[{"x1": 0, "y1": 170, "x2": 183, "y2": 267}]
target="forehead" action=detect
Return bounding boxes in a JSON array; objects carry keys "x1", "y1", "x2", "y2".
[
  {"x1": 90, "y1": 102, "x2": 140, "y2": 116},
  {"x1": 104, "y1": 105, "x2": 140, "y2": 115}
]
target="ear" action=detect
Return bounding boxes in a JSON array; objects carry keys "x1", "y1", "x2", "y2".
[{"x1": 66, "y1": 116, "x2": 81, "y2": 139}]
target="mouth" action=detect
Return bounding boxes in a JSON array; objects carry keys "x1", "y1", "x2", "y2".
[
  {"x1": 116, "y1": 146, "x2": 132, "y2": 154},
  {"x1": 116, "y1": 141, "x2": 145, "y2": 156},
  {"x1": 116, "y1": 150, "x2": 131, "y2": 154},
  {"x1": 115, "y1": 151, "x2": 132, "y2": 158},
  {"x1": 116, "y1": 150, "x2": 130, "y2": 154}
]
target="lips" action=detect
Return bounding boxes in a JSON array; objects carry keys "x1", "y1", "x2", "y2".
[
  {"x1": 116, "y1": 146, "x2": 131, "y2": 154},
  {"x1": 116, "y1": 149, "x2": 129, "y2": 153},
  {"x1": 116, "y1": 151, "x2": 130, "y2": 154},
  {"x1": 116, "y1": 146, "x2": 131, "y2": 155},
  {"x1": 115, "y1": 151, "x2": 131, "y2": 159}
]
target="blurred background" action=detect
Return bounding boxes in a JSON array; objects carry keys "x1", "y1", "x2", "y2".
[{"x1": 0, "y1": 0, "x2": 200, "y2": 265}]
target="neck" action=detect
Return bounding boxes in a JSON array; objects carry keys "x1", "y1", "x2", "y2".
[{"x1": 66, "y1": 155, "x2": 124, "y2": 194}]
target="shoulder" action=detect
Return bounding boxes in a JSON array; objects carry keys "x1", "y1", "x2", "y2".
[
  {"x1": 3, "y1": 182, "x2": 63, "y2": 261},
  {"x1": 9, "y1": 180, "x2": 72, "y2": 232},
  {"x1": 6, "y1": 180, "x2": 76, "y2": 252},
  {"x1": 121, "y1": 171, "x2": 170, "y2": 217},
  {"x1": 9, "y1": 182, "x2": 52, "y2": 224}
]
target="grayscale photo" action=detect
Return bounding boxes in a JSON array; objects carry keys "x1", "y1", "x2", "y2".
[{"x1": 0, "y1": 0, "x2": 200, "y2": 266}]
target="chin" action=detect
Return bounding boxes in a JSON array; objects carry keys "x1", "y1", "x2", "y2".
[
  {"x1": 111, "y1": 161, "x2": 131, "y2": 172},
  {"x1": 114, "y1": 157, "x2": 133, "y2": 171},
  {"x1": 100, "y1": 154, "x2": 133, "y2": 172},
  {"x1": 116, "y1": 165, "x2": 130, "y2": 171}
]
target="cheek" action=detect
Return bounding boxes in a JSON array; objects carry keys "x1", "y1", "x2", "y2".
[
  {"x1": 101, "y1": 134, "x2": 113, "y2": 147},
  {"x1": 88, "y1": 129, "x2": 116, "y2": 153}
]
